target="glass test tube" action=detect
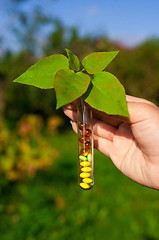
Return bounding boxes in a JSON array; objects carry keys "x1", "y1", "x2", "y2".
[{"x1": 77, "y1": 97, "x2": 94, "y2": 190}]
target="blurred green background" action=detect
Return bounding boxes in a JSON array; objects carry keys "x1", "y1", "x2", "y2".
[{"x1": 0, "y1": 1, "x2": 159, "y2": 240}]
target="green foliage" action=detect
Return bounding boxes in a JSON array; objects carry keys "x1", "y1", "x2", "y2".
[
  {"x1": 13, "y1": 49, "x2": 129, "y2": 117},
  {"x1": 13, "y1": 55, "x2": 69, "y2": 89},
  {"x1": 82, "y1": 51, "x2": 119, "y2": 74},
  {"x1": 65, "y1": 48, "x2": 81, "y2": 71},
  {"x1": 55, "y1": 70, "x2": 91, "y2": 109},
  {"x1": 84, "y1": 72, "x2": 129, "y2": 116},
  {"x1": 0, "y1": 115, "x2": 60, "y2": 181}
]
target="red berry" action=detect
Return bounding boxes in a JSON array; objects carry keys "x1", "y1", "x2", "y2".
[
  {"x1": 79, "y1": 122, "x2": 86, "y2": 130},
  {"x1": 79, "y1": 135, "x2": 88, "y2": 143},
  {"x1": 84, "y1": 129, "x2": 92, "y2": 137},
  {"x1": 85, "y1": 141, "x2": 91, "y2": 149},
  {"x1": 80, "y1": 148, "x2": 89, "y2": 156}
]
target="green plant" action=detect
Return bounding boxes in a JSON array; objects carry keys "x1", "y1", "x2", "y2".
[
  {"x1": 13, "y1": 49, "x2": 129, "y2": 117},
  {"x1": 0, "y1": 116, "x2": 58, "y2": 181}
]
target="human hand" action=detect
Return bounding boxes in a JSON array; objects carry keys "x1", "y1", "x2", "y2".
[{"x1": 63, "y1": 95, "x2": 159, "y2": 190}]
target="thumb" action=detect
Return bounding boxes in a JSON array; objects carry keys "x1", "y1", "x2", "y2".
[{"x1": 127, "y1": 101, "x2": 159, "y2": 125}]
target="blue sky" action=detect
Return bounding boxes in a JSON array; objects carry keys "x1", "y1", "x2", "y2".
[
  {"x1": 50, "y1": 0, "x2": 159, "y2": 46},
  {"x1": 1, "y1": 0, "x2": 159, "y2": 52}
]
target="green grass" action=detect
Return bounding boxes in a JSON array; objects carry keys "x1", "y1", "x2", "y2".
[{"x1": 0, "y1": 130, "x2": 159, "y2": 240}]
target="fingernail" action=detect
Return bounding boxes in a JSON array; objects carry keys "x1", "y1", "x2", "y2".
[{"x1": 70, "y1": 120, "x2": 73, "y2": 125}]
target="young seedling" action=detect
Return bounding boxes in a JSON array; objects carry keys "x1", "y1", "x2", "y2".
[{"x1": 13, "y1": 49, "x2": 129, "y2": 190}]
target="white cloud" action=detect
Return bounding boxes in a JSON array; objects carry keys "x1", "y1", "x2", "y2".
[{"x1": 86, "y1": 5, "x2": 99, "y2": 17}]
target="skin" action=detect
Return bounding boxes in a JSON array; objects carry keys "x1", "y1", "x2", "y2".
[{"x1": 63, "y1": 95, "x2": 159, "y2": 190}]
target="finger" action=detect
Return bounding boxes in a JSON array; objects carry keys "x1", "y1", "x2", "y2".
[
  {"x1": 127, "y1": 102, "x2": 159, "y2": 125},
  {"x1": 92, "y1": 96, "x2": 159, "y2": 127},
  {"x1": 92, "y1": 108, "x2": 124, "y2": 127},
  {"x1": 63, "y1": 109, "x2": 77, "y2": 122},
  {"x1": 94, "y1": 135, "x2": 111, "y2": 158},
  {"x1": 72, "y1": 121, "x2": 77, "y2": 134},
  {"x1": 92, "y1": 118, "x2": 116, "y2": 141},
  {"x1": 126, "y1": 95, "x2": 158, "y2": 109}
]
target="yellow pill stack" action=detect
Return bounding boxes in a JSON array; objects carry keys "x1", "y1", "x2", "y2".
[{"x1": 79, "y1": 160, "x2": 93, "y2": 189}]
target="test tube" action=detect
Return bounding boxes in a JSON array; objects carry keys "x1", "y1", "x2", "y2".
[{"x1": 77, "y1": 97, "x2": 94, "y2": 190}]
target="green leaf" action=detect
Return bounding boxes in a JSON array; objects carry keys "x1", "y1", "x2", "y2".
[
  {"x1": 13, "y1": 54, "x2": 69, "y2": 89},
  {"x1": 54, "y1": 69, "x2": 91, "y2": 109},
  {"x1": 84, "y1": 72, "x2": 129, "y2": 116},
  {"x1": 82, "y1": 51, "x2": 119, "y2": 74},
  {"x1": 65, "y1": 48, "x2": 81, "y2": 71}
]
